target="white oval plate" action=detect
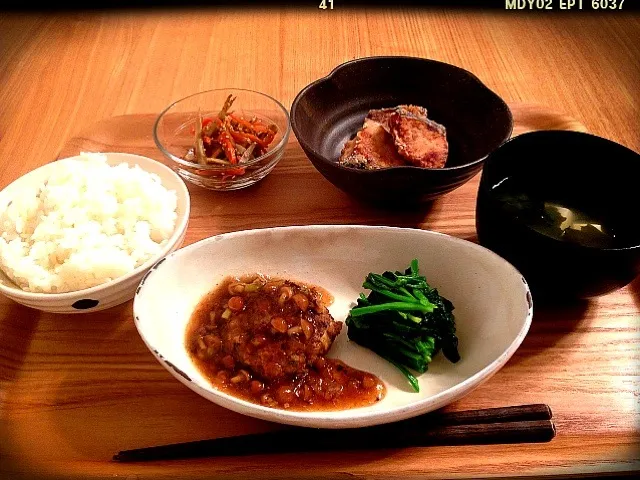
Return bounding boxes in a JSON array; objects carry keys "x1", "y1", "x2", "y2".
[{"x1": 133, "y1": 225, "x2": 533, "y2": 428}]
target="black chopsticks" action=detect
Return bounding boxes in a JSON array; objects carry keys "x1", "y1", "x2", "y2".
[{"x1": 113, "y1": 404, "x2": 555, "y2": 462}]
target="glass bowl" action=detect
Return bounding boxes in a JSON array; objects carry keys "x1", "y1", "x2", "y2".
[{"x1": 153, "y1": 88, "x2": 291, "y2": 191}]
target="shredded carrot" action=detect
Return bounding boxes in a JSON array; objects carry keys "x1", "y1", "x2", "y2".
[{"x1": 184, "y1": 94, "x2": 279, "y2": 173}]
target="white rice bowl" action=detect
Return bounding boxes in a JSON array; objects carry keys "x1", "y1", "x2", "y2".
[{"x1": 0, "y1": 152, "x2": 179, "y2": 294}]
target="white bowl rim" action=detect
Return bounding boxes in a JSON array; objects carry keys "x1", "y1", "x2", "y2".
[
  {"x1": 133, "y1": 224, "x2": 534, "y2": 427},
  {"x1": 0, "y1": 152, "x2": 191, "y2": 300}
]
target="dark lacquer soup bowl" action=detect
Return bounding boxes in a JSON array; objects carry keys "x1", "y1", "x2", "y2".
[{"x1": 476, "y1": 130, "x2": 640, "y2": 300}]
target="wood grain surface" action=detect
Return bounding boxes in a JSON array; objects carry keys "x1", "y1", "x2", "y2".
[{"x1": 1, "y1": 8, "x2": 639, "y2": 480}]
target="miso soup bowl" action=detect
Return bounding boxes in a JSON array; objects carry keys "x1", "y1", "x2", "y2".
[{"x1": 476, "y1": 130, "x2": 640, "y2": 300}]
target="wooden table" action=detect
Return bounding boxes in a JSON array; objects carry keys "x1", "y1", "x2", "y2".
[{"x1": 1, "y1": 8, "x2": 639, "y2": 480}]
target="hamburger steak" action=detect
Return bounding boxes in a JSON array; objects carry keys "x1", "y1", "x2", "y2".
[
  {"x1": 218, "y1": 278, "x2": 343, "y2": 381},
  {"x1": 187, "y1": 275, "x2": 385, "y2": 410}
]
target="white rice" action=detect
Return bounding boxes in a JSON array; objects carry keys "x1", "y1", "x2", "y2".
[{"x1": 0, "y1": 152, "x2": 178, "y2": 293}]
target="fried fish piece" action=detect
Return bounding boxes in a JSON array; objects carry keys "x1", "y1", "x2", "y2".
[
  {"x1": 388, "y1": 111, "x2": 448, "y2": 169},
  {"x1": 339, "y1": 118, "x2": 407, "y2": 170},
  {"x1": 366, "y1": 105, "x2": 428, "y2": 132},
  {"x1": 338, "y1": 104, "x2": 447, "y2": 170}
]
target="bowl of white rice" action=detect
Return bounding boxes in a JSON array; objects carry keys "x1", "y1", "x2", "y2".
[{"x1": 0, "y1": 152, "x2": 190, "y2": 313}]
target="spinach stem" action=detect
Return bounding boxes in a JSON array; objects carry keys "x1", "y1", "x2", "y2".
[
  {"x1": 363, "y1": 282, "x2": 416, "y2": 303},
  {"x1": 383, "y1": 354, "x2": 420, "y2": 392},
  {"x1": 349, "y1": 302, "x2": 434, "y2": 317}
]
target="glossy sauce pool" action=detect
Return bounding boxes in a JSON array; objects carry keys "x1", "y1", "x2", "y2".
[{"x1": 186, "y1": 274, "x2": 386, "y2": 411}]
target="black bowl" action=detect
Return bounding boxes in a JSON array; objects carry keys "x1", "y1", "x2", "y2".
[
  {"x1": 476, "y1": 130, "x2": 640, "y2": 300},
  {"x1": 290, "y1": 56, "x2": 513, "y2": 204}
]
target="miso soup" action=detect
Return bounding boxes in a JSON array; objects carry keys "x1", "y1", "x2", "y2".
[{"x1": 491, "y1": 176, "x2": 620, "y2": 249}]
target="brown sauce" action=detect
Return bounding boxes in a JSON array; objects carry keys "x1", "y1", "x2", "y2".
[{"x1": 186, "y1": 274, "x2": 386, "y2": 411}]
